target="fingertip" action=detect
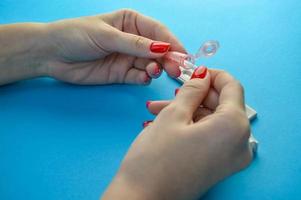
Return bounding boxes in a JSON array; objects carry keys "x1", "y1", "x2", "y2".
[
  {"x1": 146, "y1": 100, "x2": 152, "y2": 109},
  {"x1": 175, "y1": 88, "x2": 180, "y2": 96},
  {"x1": 141, "y1": 72, "x2": 152, "y2": 85},
  {"x1": 175, "y1": 67, "x2": 182, "y2": 78},
  {"x1": 163, "y1": 60, "x2": 181, "y2": 78},
  {"x1": 142, "y1": 120, "x2": 152, "y2": 128},
  {"x1": 153, "y1": 64, "x2": 162, "y2": 78},
  {"x1": 150, "y1": 41, "x2": 170, "y2": 54},
  {"x1": 146, "y1": 62, "x2": 162, "y2": 78},
  {"x1": 171, "y1": 67, "x2": 211, "y2": 121},
  {"x1": 146, "y1": 100, "x2": 171, "y2": 115},
  {"x1": 190, "y1": 65, "x2": 208, "y2": 80}
]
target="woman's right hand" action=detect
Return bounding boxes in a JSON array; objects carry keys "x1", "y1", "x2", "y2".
[{"x1": 102, "y1": 67, "x2": 253, "y2": 200}]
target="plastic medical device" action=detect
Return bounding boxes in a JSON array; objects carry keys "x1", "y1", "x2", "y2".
[{"x1": 165, "y1": 40, "x2": 220, "y2": 70}]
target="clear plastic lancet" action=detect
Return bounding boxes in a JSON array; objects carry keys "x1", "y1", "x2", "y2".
[
  {"x1": 186, "y1": 40, "x2": 220, "y2": 67},
  {"x1": 164, "y1": 40, "x2": 220, "y2": 71}
]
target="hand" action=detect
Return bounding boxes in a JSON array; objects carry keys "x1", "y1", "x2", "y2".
[
  {"x1": 102, "y1": 67, "x2": 253, "y2": 200},
  {"x1": 43, "y1": 9, "x2": 185, "y2": 85}
]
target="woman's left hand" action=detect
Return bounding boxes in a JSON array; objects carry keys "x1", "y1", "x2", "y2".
[{"x1": 42, "y1": 9, "x2": 186, "y2": 85}]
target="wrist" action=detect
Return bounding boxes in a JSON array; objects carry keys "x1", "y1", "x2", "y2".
[
  {"x1": 0, "y1": 23, "x2": 54, "y2": 84},
  {"x1": 102, "y1": 169, "x2": 160, "y2": 200},
  {"x1": 27, "y1": 23, "x2": 55, "y2": 77}
]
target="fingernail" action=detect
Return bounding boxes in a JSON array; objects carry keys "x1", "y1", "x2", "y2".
[
  {"x1": 191, "y1": 65, "x2": 207, "y2": 79},
  {"x1": 150, "y1": 42, "x2": 170, "y2": 53},
  {"x1": 144, "y1": 74, "x2": 151, "y2": 84},
  {"x1": 142, "y1": 120, "x2": 152, "y2": 128},
  {"x1": 176, "y1": 68, "x2": 181, "y2": 77},
  {"x1": 175, "y1": 88, "x2": 180, "y2": 95},
  {"x1": 172, "y1": 67, "x2": 181, "y2": 78},
  {"x1": 153, "y1": 65, "x2": 161, "y2": 76},
  {"x1": 146, "y1": 101, "x2": 151, "y2": 108}
]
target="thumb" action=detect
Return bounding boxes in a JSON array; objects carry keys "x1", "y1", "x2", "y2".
[
  {"x1": 172, "y1": 66, "x2": 210, "y2": 122},
  {"x1": 111, "y1": 29, "x2": 170, "y2": 58}
]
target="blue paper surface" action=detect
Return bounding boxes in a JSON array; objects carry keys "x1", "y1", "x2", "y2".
[{"x1": 1, "y1": 0, "x2": 301, "y2": 199}]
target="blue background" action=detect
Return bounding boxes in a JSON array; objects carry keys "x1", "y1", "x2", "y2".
[{"x1": 1, "y1": 0, "x2": 301, "y2": 199}]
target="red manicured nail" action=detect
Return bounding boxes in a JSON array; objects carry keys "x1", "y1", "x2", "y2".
[
  {"x1": 150, "y1": 42, "x2": 170, "y2": 53},
  {"x1": 175, "y1": 67, "x2": 181, "y2": 78},
  {"x1": 175, "y1": 88, "x2": 180, "y2": 95},
  {"x1": 142, "y1": 120, "x2": 152, "y2": 128},
  {"x1": 153, "y1": 65, "x2": 161, "y2": 76},
  {"x1": 146, "y1": 101, "x2": 151, "y2": 108},
  {"x1": 144, "y1": 74, "x2": 151, "y2": 84},
  {"x1": 191, "y1": 66, "x2": 207, "y2": 79}
]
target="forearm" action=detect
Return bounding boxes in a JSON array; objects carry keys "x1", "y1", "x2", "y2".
[
  {"x1": 0, "y1": 23, "x2": 50, "y2": 85},
  {"x1": 101, "y1": 172, "x2": 159, "y2": 200},
  {"x1": 101, "y1": 163, "x2": 211, "y2": 200}
]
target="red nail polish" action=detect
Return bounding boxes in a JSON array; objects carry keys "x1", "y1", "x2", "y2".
[
  {"x1": 142, "y1": 120, "x2": 152, "y2": 128},
  {"x1": 191, "y1": 66, "x2": 207, "y2": 79},
  {"x1": 146, "y1": 101, "x2": 151, "y2": 108},
  {"x1": 150, "y1": 42, "x2": 170, "y2": 53},
  {"x1": 175, "y1": 68, "x2": 181, "y2": 78},
  {"x1": 144, "y1": 74, "x2": 151, "y2": 84},
  {"x1": 175, "y1": 88, "x2": 180, "y2": 95},
  {"x1": 154, "y1": 65, "x2": 161, "y2": 76}
]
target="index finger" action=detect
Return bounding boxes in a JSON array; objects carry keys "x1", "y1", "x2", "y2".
[
  {"x1": 209, "y1": 69, "x2": 245, "y2": 110},
  {"x1": 131, "y1": 10, "x2": 186, "y2": 77},
  {"x1": 105, "y1": 9, "x2": 186, "y2": 77},
  {"x1": 103, "y1": 9, "x2": 186, "y2": 52},
  {"x1": 136, "y1": 13, "x2": 187, "y2": 77},
  {"x1": 135, "y1": 11, "x2": 185, "y2": 52}
]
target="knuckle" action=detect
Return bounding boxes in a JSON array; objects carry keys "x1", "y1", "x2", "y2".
[
  {"x1": 232, "y1": 80, "x2": 245, "y2": 95},
  {"x1": 120, "y1": 8, "x2": 138, "y2": 16},
  {"x1": 159, "y1": 104, "x2": 177, "y2": 118},
  {"x1": 133, "y1": 35, "x2": 145, "y2": 49},
  {"x1": 235, "y1": 150, "x2": 253, "y2": 171},
  {"x1": 238, "y1": 117, "x2": 251, "y2": 141},
  {"x1": 156, "y1": 23, "x2": 169, "y2": 32},
  {"x1": 119, "y1": 9, "x2": 139, "y2": 32},
  {"x1": 153, "y1": 22, "x2": 170, "y2": 38},
  {"x1": 159, "y1": 103, "x2": 189, "y2": 121},
  {"x1": 182, "y1": 81, "x2": 208, "y2": 94},
  {"x1": 216, "y1": 70, "x2": 230, "y2": 80},
  {"x1": 122, "y1": 9, "x2": 139, "y2": 25},
  {"x1": 227, "y1": 134, "x2": 253, "y2": 171},
  {"x1": 218, "y1": 70, "x2": 227, "y2": 76},
  {"x1": 222, "y1": 108, "x2": 251, "y2": 141},
  {"x1": 240, "y1": 147, "x2": 253, "y2": 168}
]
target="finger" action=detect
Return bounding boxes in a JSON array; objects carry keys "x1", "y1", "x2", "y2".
[
  {"x1": 147, "y1": 100, "x2": 214, "y2": 121},
  {"x1": 124, "y1": 68, "x2": 152, "y2": 85},
  {"x1": 176, "y1": 87, "x2": 219, "y2": 110},
  {"x1": 133, "y1": 58, "x2": 162, "y2": 78},
  {"x1": 112, "y1": 9, "x2": 186, "y2": 53},
  {"x1": 145, "y1": 62, "x2": 162, "y2": 78},
  {"x1": 162, "y1": 59, "x2": 182, "y2": 78},
  {"x1": 111, "y1": 29, "x2": 170, "y2": 58},
  {"x1": 142, "y1": 120, "x2": 153, "y2": 128},
  {"x1": 146, "y1": 100, "x2": 170, "y2": 115},
  {"x1": 209, "y1": 69, "x2": 245, "y2": 110},
  {"x1": 172, "y1": 66, "x2": 210, "y2": 122},
  {"x1": 193, "y1": 107, "x2": 213, "y2": 122},
  {"x1": 116, "y1": 9, "x2": 186, "y2": 77},
  {"x1": 133, "y1": 57, "x2": 151, "y2": 70},
  {"x1": 202, "y1": 88, "x2": 219, "y2": 110},
  {"x1": 148, "y1": 100, "x2": 214, "y2": 121}
]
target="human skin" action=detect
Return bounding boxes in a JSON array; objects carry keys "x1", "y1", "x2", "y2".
[
  {"x1": 101, "y1": 67, "x2": 253, "y2": 200},
  {"x1": 0, "y1": 9, "x2": 253, "y2": 200},
  {"x1": 0, "y1": 9, "x2": 185, "y2": 86}
]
